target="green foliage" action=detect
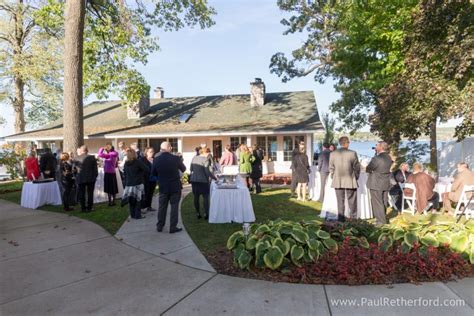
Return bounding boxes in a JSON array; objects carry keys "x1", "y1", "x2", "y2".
[
  {"x1": 319, "y1": 113, "x2": 336, "y2": 149},
  {"x1": 272, "y1": 0, "x2": 473, "y2": 151},
  {"x1": 35, "y1": 0, "x2": 216, "y2": 106},
  {"x1": 227, "y1": 215, "x2": 474, "y2": 271},
  {"x1": 0, "y1": 143, "x2": 27, "y2": 179},
  {"x1": 376, "y1": 0, "x2": 474, "y2": 143},
  {"x1": 0, "y1": 1, "x2": 63, "y2": 129},
  {"x1": 226, "y1": 219, "x2": 354, "y2": 271}
]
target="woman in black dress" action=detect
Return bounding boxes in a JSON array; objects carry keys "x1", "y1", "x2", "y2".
[
  {"x1": 292, "y1": 141, "x2": 310, "y2": 202},
  {"x1": 250, "y1": 144, "x2": 264, "y2": 194},
  {"x1": 141, "y1": 147, "x2": 157, "y2": 213},
  {"x1": 122, "y1": 149, "x2": 149, "y2": 219},
  {"x1": 59, "y1": 152, "x2": 75, "y2": 211}
]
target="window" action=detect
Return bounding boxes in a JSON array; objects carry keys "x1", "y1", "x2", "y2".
[
  {"x1": 256, "y1": 136, "x2": 266, "y2": 157},
  {"x1": 168, "y1": 138, "x2": 178, "y2": 153},
  {"x1": 230, "y1": 136, "x2": 246, "y2": 152},
  {"x1": 267, "y1": 136, "x2": 277, "y2": 161},
  {"x1": 149, "y1": 138, "x2": 178, "y2": 153},
  {"x1": 137, "y1": 139, "x2": 147, "y2": 151},
  {"x1": 283, "y1": 136, "x2": 293, "y2": 161}
]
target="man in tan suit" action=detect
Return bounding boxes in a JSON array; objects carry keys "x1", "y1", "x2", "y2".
[
  {"x1": 404, "y1": 163, "x2": 438, "y2": 213},
  {"x1": 442, "y1": 162, "x2": 474, "y2": 214},
  {"x1": 329, "y1": 136, "x2": 360, "y2": 222}
]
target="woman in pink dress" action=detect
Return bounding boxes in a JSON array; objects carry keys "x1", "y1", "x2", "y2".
[{"x1": 98, "y1": 143, "x2": 119, "y2": 206}]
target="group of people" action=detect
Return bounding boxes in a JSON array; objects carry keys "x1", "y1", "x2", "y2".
[
  {"x1": 24, "y1": 146, "x2": 99, "y2": 212},
  {"x1": 316, "y1": 136, "x2": 474, "y2": 226}
]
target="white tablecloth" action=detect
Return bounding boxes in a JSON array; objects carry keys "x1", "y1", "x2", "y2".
[
  {"x1": 308, "y1": 166, "x2": 321, "y2": 201},
  {"x1": 209, "y1": 176, "x2": 255, "y2": 223},
  {"x1": 435, "y1": 177, "x2": 453, "y2": 202},
  {"x1": 94, "y1": 168, "x2": 123, "y2": 203},
  {"x1": 20, "y1": 181, "x2": 62, "y2": 209},
  {"x1": 320, "y1": 172, "x2": 373, "y2": 220}
]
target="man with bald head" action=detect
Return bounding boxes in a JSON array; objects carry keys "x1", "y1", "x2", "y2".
[
  {"x1": 366, "y1": 141, "x2": 393, "y2": 225},
  {"x1": 152, "y1": 142, "x2": 186, "y2": 233}
]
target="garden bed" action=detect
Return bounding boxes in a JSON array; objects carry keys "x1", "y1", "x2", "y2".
[
  {"x1": 205, "y1": 246, "x2": 474, "y2": 285},
  {"x1": 182, "y1": 188, "x2": 474, "y2": 285}
]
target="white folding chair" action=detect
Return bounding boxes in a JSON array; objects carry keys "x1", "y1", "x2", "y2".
[
  {"x1": 401, "y1": 183, "x2": 417, "y2": 215},
  {"x1": 454, "y1": 184, "x2": 474, "y2": 219}
]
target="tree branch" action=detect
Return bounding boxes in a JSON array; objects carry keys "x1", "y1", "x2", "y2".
[{"x1": 300, "y1": 63, "x2": 324, "y2": 76}]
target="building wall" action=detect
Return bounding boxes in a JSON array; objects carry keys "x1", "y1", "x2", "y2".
[{"x1": 75, "y1": 134, "x2": 314, "y2": 175}]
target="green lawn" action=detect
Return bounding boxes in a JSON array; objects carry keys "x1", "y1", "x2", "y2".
[
  {"x1": 0, "y1": 180, "x2": 23, "y2": 194},
  {"x1": 181, "y1": 188, "x2": 323, "y2": 253},
  {"x1": 0, "y1": 181, "x2": 130, "y2": 235}
]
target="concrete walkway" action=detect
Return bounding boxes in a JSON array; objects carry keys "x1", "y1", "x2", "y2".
[{"x1": 0, "y1": 195, "x2": 473, "y2": 316}]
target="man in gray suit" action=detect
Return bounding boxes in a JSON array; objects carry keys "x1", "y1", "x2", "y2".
[
  {"x1": 329, "y1": 136, "x2": 360, "y2": 221},
  {"x1": 317, "y1": 142, "x2": 331, "y2": 203},
  {"x1": 366, "y1": 141, "x2": 393, "y2": 225}
]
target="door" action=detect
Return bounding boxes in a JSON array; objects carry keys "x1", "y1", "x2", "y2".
[{"x1": 212, "y1": 140, "x2": 222, "y2": 162}]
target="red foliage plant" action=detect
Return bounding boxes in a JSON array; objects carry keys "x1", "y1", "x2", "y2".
[{"x1": 290, "y1": 237, "x2": 470, "y2": 285}]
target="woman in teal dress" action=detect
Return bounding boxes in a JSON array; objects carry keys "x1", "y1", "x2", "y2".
[{"x1": 239, "y1": 145, "x2": 255, "y2": 189}]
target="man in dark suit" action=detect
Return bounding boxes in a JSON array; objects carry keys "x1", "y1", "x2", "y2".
[
  {"x1": 73, "y1": 145, "x2": 98, "y2": 212},
  {"x1": 152, "y1": 141, "x2": 186, "y2": 233},
  {"x1": 389, "y1": 162, "x2": 411, "y2": 212},
  {"x1": 329, "y1": 136, "x2": 360, "y2": 221},
  {"x1": 366, "y1": 141, "x2": 393, "y2": 225},
  {"x1": 39, "y1": 148, "x2": 57, "y2": 179},
  {"x1": 317, "y1": 142, "x2": 331, "y2": 203}
]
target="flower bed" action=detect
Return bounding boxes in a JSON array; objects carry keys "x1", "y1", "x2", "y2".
[{"x1": 224, "y1": 218, "x2": 474, "y2": 284}]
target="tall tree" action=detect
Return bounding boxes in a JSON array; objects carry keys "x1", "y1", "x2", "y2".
[
  {"x1": 62, "y1": 0, "x2": 85, "y2": 153},
  {"x1": 0, "y1": 0, "x2": 62, "y2": 133},
  {"x1": 375, "y1": 0, "x2": 473, "y2": 171},
  {"x1": 39, "y1": 0, "x2": 216, "y2": 152},
  {"x1": 271, "y1": 0, "x2": 472, "y2": 171}
]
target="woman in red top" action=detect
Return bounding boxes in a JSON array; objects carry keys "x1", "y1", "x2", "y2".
[{"x1": 24, "y1": 152, "x2": 40, "y2": 181}]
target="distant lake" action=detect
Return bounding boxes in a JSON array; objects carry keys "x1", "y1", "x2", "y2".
[{"x1": 314, "y1": 140, "x2": 446, "y2": 163}]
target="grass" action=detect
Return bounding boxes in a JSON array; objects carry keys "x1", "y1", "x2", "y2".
[
  {"x1": 0, "y1": 181, "x2": 130, "y2": 235},
  {"x1": 181, "y1": 188, "x2": 323, "y2": 253},
  {"x1": 0, "y1": 180, "x2": 23, "y2": 194}
]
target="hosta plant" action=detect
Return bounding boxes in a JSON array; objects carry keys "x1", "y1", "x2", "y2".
[{"x1": 226, "y1": 219, "x2": 367, "y2": 270}]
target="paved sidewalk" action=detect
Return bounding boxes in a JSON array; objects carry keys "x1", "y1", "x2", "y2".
[{"x1": 1, "y1": 196, "x2": 473, "y2": 315}]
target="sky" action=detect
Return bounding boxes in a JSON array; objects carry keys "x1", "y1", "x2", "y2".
[{"x1": 0, "y1": 0, "x2": 459, "y2": 137}]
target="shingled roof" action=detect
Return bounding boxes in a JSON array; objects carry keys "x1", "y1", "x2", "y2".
[{"x1": 5, "y1": 91, "x2": 322, "y2": 140}]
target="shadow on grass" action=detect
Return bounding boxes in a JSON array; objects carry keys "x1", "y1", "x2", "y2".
[{"x1": 182, "y1": 188, "x2": 322, "y2": 253}]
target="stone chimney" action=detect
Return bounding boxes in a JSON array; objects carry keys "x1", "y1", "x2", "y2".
[
  {"x1": 154, "y1": 87, "x2": 164, "y2": 99},
  {"x1": 250, "y1": 78, "x2": 265, "y2": 107},
  {"x1": 127, "y1": 96, "x2": 150, "y2": 119}
]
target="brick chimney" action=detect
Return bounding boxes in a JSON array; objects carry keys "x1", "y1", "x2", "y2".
[
  {"x1": 154, "y1": 87, "x2": 164, "y2": 99},
  {"x1": 250, "y1": 78, "x2": 265, "y2": 107}
]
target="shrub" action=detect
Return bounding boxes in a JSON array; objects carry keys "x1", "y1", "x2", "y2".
[
  {"x1": 227, "y1": 217, "x2": 474, "y2": 274},
  {"x1": 290, "y1": 237, "x2": 471, "y2": 285},
  {"x1": 0, "y1": 143, "x2": 27, "y2": 180},
  {"x1": 226, "y1": 219, "x2": 370, "y2": 270}
]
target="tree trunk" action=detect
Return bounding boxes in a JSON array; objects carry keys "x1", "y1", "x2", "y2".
[
  {"x1": 13, "y1": 76, "x2": 25, "y2": 133},
  {"x1": 12, "y1": 0, "x2": 25, "y2": 133},
  {"x1": 429, "y1": 118, "x2": 438, "y2": 176},
  {"x1": 63, "y1": 0, "x2": 86, "y2": 153}
]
